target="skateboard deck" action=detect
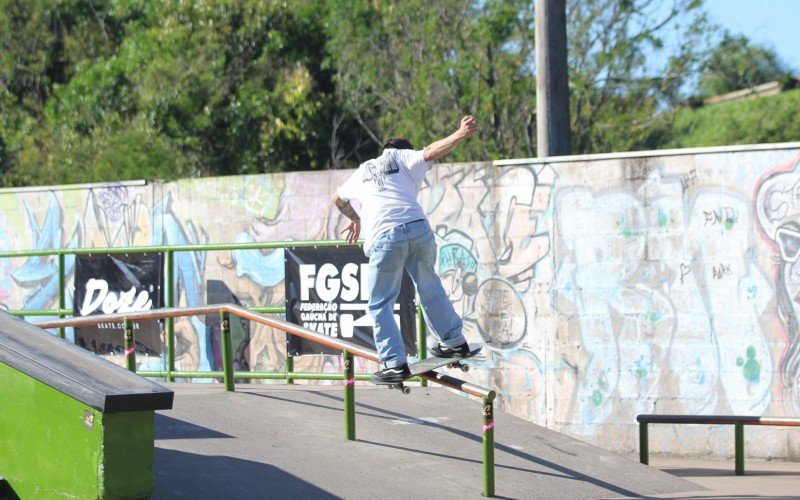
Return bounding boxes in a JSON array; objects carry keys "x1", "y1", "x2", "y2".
[{"x1": 377, "y1": 345, "x2": 482, "y2": 394}]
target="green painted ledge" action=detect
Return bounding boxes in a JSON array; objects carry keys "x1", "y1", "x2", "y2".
[
  {"x1": 0, "y1": 363, "x2": 154, "y2": 498},
  {"x1": 0, "y1": 311, "x2": 172, "y2": 499}
]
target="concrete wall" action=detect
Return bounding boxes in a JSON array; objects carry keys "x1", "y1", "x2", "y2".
[{"x1": 2, "y1": 144, "x2": 800, "y2": 459}]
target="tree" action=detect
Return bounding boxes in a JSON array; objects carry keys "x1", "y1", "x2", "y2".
[
  {"x1": 326, "y1": 0, "x2": 709, "y2": 158},
  {"x1": 2, "y1": 0, "x2": 790, "y2": 188},
  {"x1": 325, "y1": 0, "x2": 538, "y2": 161},
  {"x1": 1, "y1": 0, "x2": 359, "y2": 187},
  {"x1": 566, "y1": 0, "x2": 708, "y2": 153},
  {"x1": 0, "y1": 0, "x2": 135, "y2": 186},
  {"x1": 697, "y1": 31, "x2": 792, "y2": 98}
]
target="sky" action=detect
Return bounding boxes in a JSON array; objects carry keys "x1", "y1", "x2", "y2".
[{"x1": 703, "y1": 0, "x2": 800, "y2": 72}]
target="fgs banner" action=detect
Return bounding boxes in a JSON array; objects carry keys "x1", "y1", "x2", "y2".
[
  {"x1": 285, "y1": 245, "x2": 417, "y2": 356},
  {"x1": 73, "y1": 253, "x2": 164, "y2": 356}
]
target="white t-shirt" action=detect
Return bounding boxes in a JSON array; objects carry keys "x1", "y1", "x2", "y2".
[{"x1": 337, "y1": 148, "x2": 431, "y2": 254}]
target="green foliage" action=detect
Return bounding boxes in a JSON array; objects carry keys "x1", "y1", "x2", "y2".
[
  {"x1": 325, "y1": 0, "x2": 538, "y2": 161},
  {"x1": 566, "y1": 0, "x2": 708, "y2": 153},
  {"x1": 666, "y1": 89, "x2": 800, "y2": 148},
  {"x1": 697, "y1": 32, "x2": 792, "y2": 98},
  {"x1": 1, "y1": 0, "x2": 349, "y2": 187},
  {"x1": 0, "y1": 0, "x2": 797, "y2": 188}
]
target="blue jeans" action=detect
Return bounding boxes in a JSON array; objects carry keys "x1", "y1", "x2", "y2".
[{"x1": 367, "y1": 219, "x2": 465, "y2": 368}]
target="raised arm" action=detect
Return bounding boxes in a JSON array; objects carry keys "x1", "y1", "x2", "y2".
[
  {"x1": 332, "y1": 193, "x2": 361, "y2": 245},
  {"x1": 423, "y1": 115, "x2": 479, "y2": 162}
]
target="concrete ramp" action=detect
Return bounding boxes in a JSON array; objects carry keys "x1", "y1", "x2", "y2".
[{"x1": 153, "y1": 384, "x2": 698, "y2": 499}]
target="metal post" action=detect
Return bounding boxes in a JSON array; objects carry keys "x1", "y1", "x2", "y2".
[
  {"x1": 639, "y1": 422, "x2": 649, "y2": 465},
  {"x1": 285, "y1": 291, "x2": 294, "y2": 384},
  {"x1": 417, "y1": 307, "x2": 428, "y2": 387},
  {"x1": 123, "y1": 317, "x2": 136, "y2": 372},
  {"x1": 286, "y1": 354, "x2": 295, "y2": 384},
  {"x1": 166, "y1": 250, "x2": 175, "y2": 382},
  {"x1": 220, "y1": 311, "x2": 235, "y2": 392},
  {"x1": 482, "y1": 398, "x2": 495, "y2": 497},
  {"x1": 535, "y1": 0, "x2": 571, "y2": 157},
  {"x1": 343, "y1": 350, "x2": 356, "y2": 441},
  {"x1": 58, "y1": 253, "x2": 66, "y2": 339},
  {"x1": 735, "y1": 423, "x2": 745, "y2": 475}
]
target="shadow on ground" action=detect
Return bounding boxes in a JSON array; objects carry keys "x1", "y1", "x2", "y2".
[{"x1": 151, "y1": 448, "x2": 338, "y2": 499}]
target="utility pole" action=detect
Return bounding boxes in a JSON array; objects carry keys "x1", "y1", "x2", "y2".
[{"x1": 535, "y1": 0, "x2": 571, "y2": 157}]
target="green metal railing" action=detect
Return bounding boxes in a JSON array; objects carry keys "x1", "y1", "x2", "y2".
[
  {"x1": 2, "y1": 240, "x2": 342, "y2": 374},
  {"x1": 1, "y1": 240, "x2": 428, "y2": 383},
  {"x1": 2, "y1": 241, "x2": 496, "y2": 496},
  {"x1": 35, "y1": 304, "x2": 497, "y2": 497}
]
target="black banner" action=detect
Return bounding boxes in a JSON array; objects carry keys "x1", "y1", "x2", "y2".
[
  {"x1": 206, "y1": 279, "x2": 250, "y2": 373},
  {"x1": 73, "y1": 253, "x2": 164, "y2": 356},
  {"x1": 285, "y1": 246, "x2": 417, "y2": 356}
]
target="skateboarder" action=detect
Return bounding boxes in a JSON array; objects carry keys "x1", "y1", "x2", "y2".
[{"x1": 333, "y1": 115, "x2": 479, "y2": 384}]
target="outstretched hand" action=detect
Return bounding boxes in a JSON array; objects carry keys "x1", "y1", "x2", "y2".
[
  {"x1": 421, "y1": 114, "x2": 479, "y2": 162},
  {"x1": 340, "y1": 220, "x2": 361, "y2": 245},
  {"x1": 458, "y1": 115, "x2": 478, "y2": 138}
]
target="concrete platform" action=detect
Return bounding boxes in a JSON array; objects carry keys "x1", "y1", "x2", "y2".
[
  {"x1": 152, "y1": 383, "x2": 704, "y2": 499},
  {"x1": 644, "y1": 456, "x2": 800, "y2": 499}
]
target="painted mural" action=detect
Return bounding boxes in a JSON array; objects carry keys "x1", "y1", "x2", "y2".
[{"x1": 1, "y1": 146, "x2": 799, "y2": 459}]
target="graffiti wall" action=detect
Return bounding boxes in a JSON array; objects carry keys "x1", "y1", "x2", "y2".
[{"x1": 2, "y1": 145, "x2": 800, "y2": 459}]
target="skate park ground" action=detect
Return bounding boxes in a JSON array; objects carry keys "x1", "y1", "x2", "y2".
[{"x1": 152, "y1": 383, "x2": 800, "y2": 499}]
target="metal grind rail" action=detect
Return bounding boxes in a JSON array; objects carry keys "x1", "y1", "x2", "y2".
[
  {"x1": 36, "y1": 304, "x2": 498, "y2": 497},
  {"x1": 637, "y1": 414, "x2": 800, "y2": 476}
]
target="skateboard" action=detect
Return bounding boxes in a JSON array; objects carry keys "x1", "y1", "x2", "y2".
[{"x1": 376, "y1": 346, "x2": 482, "y2": 394}]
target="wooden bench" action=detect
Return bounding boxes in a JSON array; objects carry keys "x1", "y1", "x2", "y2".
[{"x1": 637, "y1": 414, "x2": 800, "y2": 475}]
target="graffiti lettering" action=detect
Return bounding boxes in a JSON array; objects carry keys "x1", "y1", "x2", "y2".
[
  {"x1": 482, "y1": 310, "x2": 511, "y2": 332},
  {"x1": 703, "y1": 207, "x2": 738, "y2": 229},
  {"x1": 439, "y1": 244, "x2": 478, "y2": 274},
  {"x1": 712, "y1": 263, "x2": 732, "y2": 280},
  {"x1": 96, "y1": 186, "x2": 129, "y2": 223},
  {"x1": 680, "y1": 170, "x2": 698, "y2": 191},
  {"x1": 763, "y1": 179, "x2": 800, "y2": 222},
  {"x1": 482, "y1": 286, "x2": 511, "y2": 309},
  {"x1": 480, "y1": 287, "x2": 513, "y2": 338},
  {"x1": 475, "y1": 278, "x2": 525, "y2": 346}
]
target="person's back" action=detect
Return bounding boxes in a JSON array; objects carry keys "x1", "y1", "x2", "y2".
[
  {"x1": 332, "y1": 116, "x2": 479, "y2": 383},
  {"x1": 338, "y1": 148, "x2": 430, "y2": 254}
]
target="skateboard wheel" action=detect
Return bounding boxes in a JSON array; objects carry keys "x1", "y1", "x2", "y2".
[
  {"x1": 401, "y1": 386, "x2": 411, "y2": 395},
  {"x1": 460, "y1": 365, "x2": 470, "y2": 372}
]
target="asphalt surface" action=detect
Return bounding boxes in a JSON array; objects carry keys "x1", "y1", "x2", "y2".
[
  {"x1": 642, "y1": 456, "x2": 800, "y2": 499},
  {"x1": 152, "y1": 383, "x2": 703, "y2": 499}
]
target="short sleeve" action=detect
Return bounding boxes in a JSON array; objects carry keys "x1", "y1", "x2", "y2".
[
  {"x1": 395, "y1": 149, "x2": 431, "y2": 183},
  {"x1": 337, "y1": 168, "x2": 361, "y2": 201}
]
